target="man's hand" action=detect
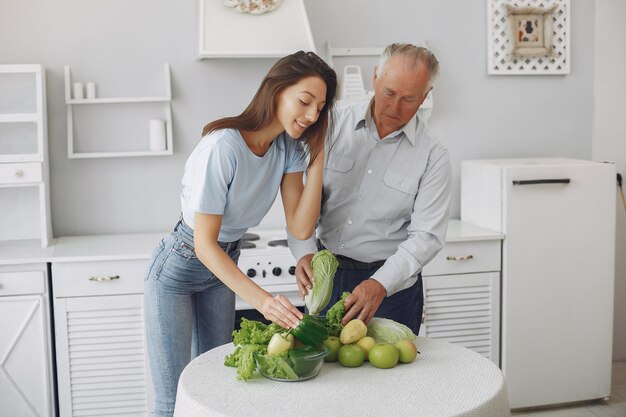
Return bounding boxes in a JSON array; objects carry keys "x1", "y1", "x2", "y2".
[
  {"x1": 342, "y1": 279, "x2": 387, "y2": 325},
  {"x1": 294, "y1": 254, "x2": 315, "y2": 300}
]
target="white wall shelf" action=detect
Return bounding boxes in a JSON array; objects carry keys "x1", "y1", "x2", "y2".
[
  {"x1": 0, "y1": 113, "x2": 39, "y2": 123},
  {"x1": 64, "y1": 63, "x2": 173, "y2": 159},
  {"x1": 0, "y1": 64, "x2": 52, "y2": 247}
]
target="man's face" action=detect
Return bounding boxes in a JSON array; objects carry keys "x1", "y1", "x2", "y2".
[{"x1": 371, "y1": 56, "x2": 431, "y2": 138}]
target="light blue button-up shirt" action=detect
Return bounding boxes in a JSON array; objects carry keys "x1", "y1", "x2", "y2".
[{"x1": 288, "y1": 99, "x2": 451, "y2": 296}]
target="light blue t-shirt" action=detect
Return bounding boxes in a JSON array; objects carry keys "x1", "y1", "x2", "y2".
[{"x1": 181, "y1": 128, "x2": 306, "y2": 242}]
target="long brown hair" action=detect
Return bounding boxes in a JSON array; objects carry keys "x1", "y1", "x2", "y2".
[{"x1": 202, "y1": 51, "x2": 337, "y2": 165}]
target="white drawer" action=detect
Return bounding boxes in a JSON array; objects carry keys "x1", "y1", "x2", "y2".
[
  {"x1": 422, "y1": 240, "x2": 501, "y2": 276},
  {"x1": 0, "y1": 271, "x2": 44, "y2": 296},
  {"x1": 0, "y1": 162, "x2": 43, "y2": 184},
  {"x1": 52, "y1": 259, "x2": 147, "y2": 298}
]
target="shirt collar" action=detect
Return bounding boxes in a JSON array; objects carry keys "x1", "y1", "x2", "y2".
[{"x1": 355, "y1": 97, "x2": 419, "y2": 146}]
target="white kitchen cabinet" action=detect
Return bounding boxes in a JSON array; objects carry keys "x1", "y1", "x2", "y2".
[
  {"x1": 0, "y1": 263, "x2": 55, "y2": 417},
  {"x1": 0, "y1": 64, "x2": 52, "y2": 247},
  {"x1": 52, "y1": 254, "x2": 154, "y2": 417},
  {"x1": 54, "y1": 294, "x2": 150, "y2": 417},
  {"x1": 421, "y1": 222, "x2": 502, "y2": 365},
  {"x1": 50, "y1": 233, "x2": 162, "y2": 417}
]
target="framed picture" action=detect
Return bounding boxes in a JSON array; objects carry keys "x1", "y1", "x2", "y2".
[
  {"x1": 506, "y1": 5, "x2": 557, "y2": 58},
  {"x1": 487, "y1": 0, "x2": 570, "y2": 75}
]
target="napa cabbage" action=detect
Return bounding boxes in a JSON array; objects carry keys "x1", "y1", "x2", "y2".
[
  {"x1": 366, "y1": 317, "x2": 417, "y2": 343},
  {"x1": 305, "y1": 249, "x2": 339, "y2": 316}
]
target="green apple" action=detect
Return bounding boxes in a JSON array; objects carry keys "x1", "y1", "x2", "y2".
[
  {"x1": 368, "y1": 343, "x2": 399, "y2": 369},
  {"x1": 394, "y1": 339, "x2": 419, "y2": 363},
  {"x1": 338, "y1": 344, "x2": 365, "y2": 367},
  {"x1": 323, "y1": 336, "x2": 342, "y2": 362},
  {"x1": 356, "y1": 336, "x2": 376, "y2": 360}
]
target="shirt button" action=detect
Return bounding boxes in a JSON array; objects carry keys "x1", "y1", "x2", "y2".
[
  {"x1": 358, "y1": 195, "x2": 363, "y2": 200},
  {"x1": 400, "y1": 182, "x2": 405, "y2": 188},
  {"x1": 340, "y1": 243, "x2": 345, "y2": 248},
  {"x1": 347, "y1": 219, "x2": 353, "y2": 225},
  {"x1": 331, "y1": 163, "x2": 335, "y2": 167},
  {"x1": 367, "y1": 169, "x2": 373, "y2": 174}
]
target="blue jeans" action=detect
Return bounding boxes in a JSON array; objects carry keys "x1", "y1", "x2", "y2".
[
  {"x1": 144, "y1": 219, "x2": 241, "y2": 417},
  {"x1": 319, "y1": 264, "x2": 424, "y2": 334}
]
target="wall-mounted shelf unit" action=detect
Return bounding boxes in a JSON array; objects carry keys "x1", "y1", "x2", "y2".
[
  {"x1": 197, "y1": 0, "x2": 315, "y2": 58},
  {"x1": 0, "y1": 64, "x2": 52, "y2": 247},
  {"x1": 64, "y1": 63, "x2": 173, "y2": 159}
]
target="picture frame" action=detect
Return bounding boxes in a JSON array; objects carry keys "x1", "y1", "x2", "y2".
[
  {"x1": 487, "y1": 0, "x2": 570, "y2": 75},
  {"x1": 505, "y1": 5, "x2": 557, "y2": 59}
]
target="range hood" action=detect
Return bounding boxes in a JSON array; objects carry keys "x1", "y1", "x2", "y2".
[{"x1": 197, "y1": 0, "x2": 316, "y2": 58}]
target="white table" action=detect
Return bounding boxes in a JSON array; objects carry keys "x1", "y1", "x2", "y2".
[{"x1": 174, "y1": 337, "x2": 511, "y2": 417}]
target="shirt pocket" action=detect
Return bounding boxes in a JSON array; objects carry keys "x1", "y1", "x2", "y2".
[
  {"x1": 371, "y1": 169, "x2": 418, "y2": 221},
  {"x1": 326, "y1": 152, "x2": 355, "y2": 173},
  {"x1": 383, "y1": 169, "x2": 419, "y2": 195}
]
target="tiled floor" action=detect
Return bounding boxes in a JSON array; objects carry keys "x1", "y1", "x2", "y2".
[{"x1": 512, "y1": 362, "x2": 626, "y2": 417}]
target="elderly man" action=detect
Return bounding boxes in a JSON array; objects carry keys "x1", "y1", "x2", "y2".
[{"x1": 288, "y1": 43, "x2": 451, "y2": 334}]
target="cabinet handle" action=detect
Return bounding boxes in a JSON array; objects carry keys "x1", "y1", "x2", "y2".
[
  {"x1": 14, "y1": 169, "x2": 24, "y2": 178},
  {"x1": 512, "y1": 178, "x2": 570, "y2": 185},
  {"x1": 446, "y1": 255, "x2": 474, "y2": 261},
  {"x1": 88, "y1": 275, "x2": 120, "y2": 282}
]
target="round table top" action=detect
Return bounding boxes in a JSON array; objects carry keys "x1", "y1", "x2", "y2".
[{"x1": 174, "y1": 337, "x2": 510, "y2": 417}]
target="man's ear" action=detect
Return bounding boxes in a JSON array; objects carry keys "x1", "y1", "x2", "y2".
[
  {"x1": 372, "y1": 66, "x2": 378, "y2": 85},
  {"x1": 423, "y1": 86, "x2": 433, "y2": 100}
]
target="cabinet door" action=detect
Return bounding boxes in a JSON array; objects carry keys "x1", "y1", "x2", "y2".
[
  {"x1": 0, "y1": 294, "x2": 53, "y2": 417},
  {"x1": 55, "y1": 294, "x2": 151, "y2": 417},
  {"x1": 422, "y1": 272, "x2": 500, "y2": 365}
]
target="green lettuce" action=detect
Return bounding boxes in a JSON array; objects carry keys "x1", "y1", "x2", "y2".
[
  {"x1": 232, "y1": 318, "x2": 282, "y2": 346},
  {"x1": 256, "y1": 352, "x2": 298, "y2": 380},
  {"x1": 324, "y1": 291, "x2": 350, "y2": 336},
  {"x1": 224, "y1": 319, "x2": 282, "y2": 381},
  {"x1": 224, "y1": 344, "x2": 267, "y2": 381}
]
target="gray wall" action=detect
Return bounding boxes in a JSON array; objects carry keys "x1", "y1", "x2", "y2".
[
  {"x1": 0, "y1": 0, "x2": 595, "y2": 236},
  {"x1": 594, "y1": 0, "x2": 626, "y2": 361}
]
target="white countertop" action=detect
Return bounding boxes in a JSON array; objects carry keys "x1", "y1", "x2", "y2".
[
  {"x1": 0, "y1": 220, "x2": 502, "y2": 265},
  {"x1": 445, "y1": 219, "x2": 503, "y2": 242}
]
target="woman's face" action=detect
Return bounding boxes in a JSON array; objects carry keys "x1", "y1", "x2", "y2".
[{"x1": 276, "y1": 76, "x2": 327, "y2": 139}]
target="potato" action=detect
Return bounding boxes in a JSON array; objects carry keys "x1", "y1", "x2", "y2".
[{"x1": 340, "y1": 319, "x2": 367, "y2": 344}]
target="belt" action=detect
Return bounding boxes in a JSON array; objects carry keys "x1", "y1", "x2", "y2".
[{"x1": 335, "y1": 254, "x2": 385, "y2": 270}]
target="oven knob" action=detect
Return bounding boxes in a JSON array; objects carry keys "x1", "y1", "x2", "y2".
[
  {"x1": 288, "y1": 266, "x2": 296, "y2": 275},
  {"x1": 246, "y1": 268, "x2": 256, "y2": 278},
  {"x1": 272, "y1": 267, "x2": 282, "y2": 276}
]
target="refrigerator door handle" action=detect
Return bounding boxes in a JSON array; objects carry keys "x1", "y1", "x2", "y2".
[{"x1": 512, "y1": 178, "x2": 571, "y2": 186}]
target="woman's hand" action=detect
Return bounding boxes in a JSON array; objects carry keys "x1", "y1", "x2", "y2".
[{"x1": 260, "y1": 294, "x2": 303, "y2": 329}]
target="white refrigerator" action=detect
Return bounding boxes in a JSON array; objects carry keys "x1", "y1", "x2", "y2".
[{"x1": 461, "y1": 158, "x2": 615, "y2": 409}]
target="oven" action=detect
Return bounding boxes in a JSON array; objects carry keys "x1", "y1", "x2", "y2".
[{"x1": 234, "y1": 229, "x2": 304, "y2": 328}]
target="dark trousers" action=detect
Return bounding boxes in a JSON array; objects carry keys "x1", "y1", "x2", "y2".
[{"x1": 318, "y1": 259, "x2": 424, "y2": 335}]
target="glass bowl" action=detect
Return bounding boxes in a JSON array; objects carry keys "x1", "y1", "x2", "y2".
[{"x1": 256, "y1": 345, "x2": 330, "y2": 381}]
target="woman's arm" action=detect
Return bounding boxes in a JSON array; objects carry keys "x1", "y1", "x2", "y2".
[
  {"x1": 193, "y1": 212, "x2": 302, "y2": 329},
  {"x1": 280, "y1": 152, "x2": 324, "y2": 240}
]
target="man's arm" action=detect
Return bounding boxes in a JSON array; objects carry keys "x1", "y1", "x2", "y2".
[
  {"x1": 343, "y1": 146, "x2": 452, "y2": 324},
  {"x1": 371, "y1": 146, "x2": 451, "y2": 295}
]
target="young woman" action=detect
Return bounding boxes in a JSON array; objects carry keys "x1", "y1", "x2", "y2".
[{"x1": 144, "y1": 51, "x2": 337, "y2": 417}]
